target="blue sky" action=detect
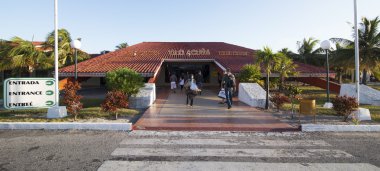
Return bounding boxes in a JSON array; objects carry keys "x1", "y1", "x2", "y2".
[{"x1": 1, "y1": 0, "x2": 379, "y2": 53}]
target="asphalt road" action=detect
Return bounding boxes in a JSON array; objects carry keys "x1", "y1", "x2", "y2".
[
  {"x1": 0, "y1": 130, "x2": 127, "y2": 171},
  {"x1": 1, "y1": 130, "x2": 380, "y2": 171}
]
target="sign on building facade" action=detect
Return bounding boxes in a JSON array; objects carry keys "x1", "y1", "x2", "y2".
[{"x1": 3, "y1": 78, "x2": 56, "y2": 109}]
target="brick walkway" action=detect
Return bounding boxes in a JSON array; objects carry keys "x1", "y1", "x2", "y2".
[{"x1": 134, "y1": 88, "x2": 298, "y2": 131}]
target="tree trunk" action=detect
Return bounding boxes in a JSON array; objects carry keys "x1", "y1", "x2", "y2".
[
  {"x1": 362, "y1": 69, "x2": 367, "y2": 85},
  {"x1": 338, "y1": 71, "x2": 343, "y2": 84},
  {"x1": 291, "y1": 98, "x2": 295, "y2": 119},
  {"x1": 265, "y1": 72, "x2": 269, "y2": 110},
  {"x1": 279, "y1": 75, "x2": 284, "y2": 92}
]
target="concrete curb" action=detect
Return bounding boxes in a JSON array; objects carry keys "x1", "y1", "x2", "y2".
[
  {"x1": 0, "y1": 122, "x2": 132, "y2": 131},
  {"x1": 302, "y1": 124, "x2": 380, "y2": 132}
]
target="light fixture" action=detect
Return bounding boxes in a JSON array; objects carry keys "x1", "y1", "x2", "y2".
[
  {"x1": 321, "y1": 40, "x2": 333, "y2": 108},
  {"x1": 70, "y1": 38, "x2": 82, "y2": 80}
]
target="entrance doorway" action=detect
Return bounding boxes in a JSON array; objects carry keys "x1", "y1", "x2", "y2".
[
  {"x1": 155, "y1": 61, "x2": 222, "y2": 86},
  {"x1": 164, "y1": 62, "x2": 211, "y2": 83}
]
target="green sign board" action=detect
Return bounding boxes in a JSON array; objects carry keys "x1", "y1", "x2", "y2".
[{"x1": 3, "y1": 78, "x2": 57, "y2": 109}]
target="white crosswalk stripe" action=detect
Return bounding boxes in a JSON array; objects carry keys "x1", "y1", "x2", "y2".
[
  {"x1": 120, "y1": 138, "x2": 332, "y2": 147},
  {"x1": 112, "y1": 147, "x2": 352, "y2": 158},
  {"x1": 98, "y1": 161, "x2": 380, "y2": 171},
  {"x1": 98, "y1": 133, "x2": 380, "y2": 171}
]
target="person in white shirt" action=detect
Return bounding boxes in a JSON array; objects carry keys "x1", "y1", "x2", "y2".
[
  {"x1": 170, "y1": 73, "x2": 177, "y2": 93},
  {"x1": 179, "y1": 76, "x2": 185, "y2": 92}
]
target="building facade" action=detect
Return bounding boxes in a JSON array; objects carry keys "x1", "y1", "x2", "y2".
[{"x1": 59, "y1": 42, "x2": 331, "y2": 87}]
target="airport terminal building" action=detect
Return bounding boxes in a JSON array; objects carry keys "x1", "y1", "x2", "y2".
[{"x1": 59, "y1": 42, "x2": 330, "y2": 87}]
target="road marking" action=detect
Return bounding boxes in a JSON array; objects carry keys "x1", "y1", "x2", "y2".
[
  {"x1": 120, "y1": 138, "x2": 331, "y2": 147},
  {"x1": 112, "y1": 148, "x2": 352, "y2": 158},
  {"x1": 98, "y1": 161, "x2": 379, "y2": 171}
]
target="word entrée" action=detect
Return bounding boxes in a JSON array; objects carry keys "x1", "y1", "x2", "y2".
[{"x1": 8, "y1": 102, "x2": 33, "y2": 107}]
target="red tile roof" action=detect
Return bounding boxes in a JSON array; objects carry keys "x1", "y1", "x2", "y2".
[
  {"x1": 59, "y1": 42, "x2": 327, "y2": 76},
  {"x1": 32, "y1": 41, "x2": 44, "y2": 46}
]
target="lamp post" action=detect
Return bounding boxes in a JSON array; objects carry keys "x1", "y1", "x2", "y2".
[
  {"x1": 70, "y1": 38, "x2": 81, "y2": 80},
  {"x1": 321, "y1": 40, "x2": 333, "y2": 108}
]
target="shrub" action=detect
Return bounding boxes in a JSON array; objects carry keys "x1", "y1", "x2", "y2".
[
  {"x1": 106, "y1": 68, "x2": 144, "y2": 97},
  {"x1": 101, "y1": 90, "x2": 128, "y2": 119},
  {"x1": 270, "y1": 93, "x2": 290, "y2": 112},
  {"x1": 284, "y1": 85, "x2": 302, "y2": 115},
  {"x1": 238, "y1": 64, "x2": 261, "y2": 83},
  {"x1": 269, "y1": 77, "x2": 280, "y2": 89},
  {"x1": 63, "y1": 80, "x2": 83, "y2": 120},
  {"x1": 332, "y1": 95, "x2": 358, "y2": 122}
]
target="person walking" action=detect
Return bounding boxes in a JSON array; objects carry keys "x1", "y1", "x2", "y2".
[
  {"x1": 222, "y1": 68, "x2": 236, "y2": 109},
  {"x1": 195, "y1": 70, "x2": 204, "y2": 95},
  {"x1": 218, "y1": 71, "x2": 227, "y2": 104},
  {"x1": 179, "y1": 76, "x2": 185, "y2": 92},
  {"x1": 184, "y1": 74, "x2": 200, "y2": 107},
  {"x1": 217, "y1": 72, "x2": 223, "y2": 88},
  {"x1": 170, "y1": 73, "x2": 178, "y2": 93}
]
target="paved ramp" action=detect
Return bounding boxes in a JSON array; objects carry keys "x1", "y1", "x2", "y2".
[{"x1": 134, "y1": 88, "x2": 297, "y2": 131}]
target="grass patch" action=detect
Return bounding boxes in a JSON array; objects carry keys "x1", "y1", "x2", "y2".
[
  {"x1": 282, "y1": 85, "x2": 380, "y2": 122},
  {"x1": 282, "y1": 85, "x2": 337, "y2": 115},
  {"x1": 368, "y1": 84, "x2": 380, "y2": 91},
  {"x1": 78, "y1": 107, "x2": 139, "y2": 119},
  {"x1": 0, "y1": 98, "x2": 140, "y2": 122}
]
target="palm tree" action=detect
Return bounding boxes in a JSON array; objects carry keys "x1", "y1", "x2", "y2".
[
  {"x1": 274, "y1": 52, "x2": 298, "y2": 91},
  {"x1": 0, "y1": 39, "x2": 13, "y2": 71},
  {"x1": 257, "y1": 47, "x2": 278, "y2": 109},
  {"x1": 297, "y1": 38, "x2": 324, "y2": 66},
  {"x1": 331, "y1": 16, "x2": 380, "y2": 85},
  {"x1": 116, "y1": 42, "x2": 128, "y2": 50},
  {"x1": 45, "y1": 29, "x2": 89, "y2": 67},
  {"x1": 330, "y1": 42, "x2": 353, "y2": 83},
  {"x1": 1, "y1": 37, "x2": 53, "y2": 77},
  {"x1": 279, "y1": 48, "x2": 298, "y2": 61}
]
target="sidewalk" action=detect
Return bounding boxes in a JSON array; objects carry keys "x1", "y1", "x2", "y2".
[{"x1": 134, "y1": 88, "x2": 297, "y2": 131}]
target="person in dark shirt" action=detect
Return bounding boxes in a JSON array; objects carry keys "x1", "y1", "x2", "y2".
[
  {"x1": 222, "y1": 68, "x2": 236, "y2": 109},
  {"x1": 184, "y1": 74, "x2": 199, "y2": 107}
]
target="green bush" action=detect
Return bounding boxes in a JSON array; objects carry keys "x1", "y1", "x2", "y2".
[
  {"x1": 238, "y1": 64, "x2": 261, "y2": 83},
  {"x1": 332, "y1": 95, "x2": 358, "y2": 122},
  {"x1": 106, "y1": 68, "x2": 144, "y2": 97},
  {"x1": 284, "y1": 84, "x2": 302, "y2": 114}
]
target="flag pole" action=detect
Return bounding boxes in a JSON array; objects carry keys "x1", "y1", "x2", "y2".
[
  {"x1": 54, "y1": 0, "x2": 59, "y2": 106},
  {"x1": 354, "y1": 0, "x2": 360, "y2": 104}
]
